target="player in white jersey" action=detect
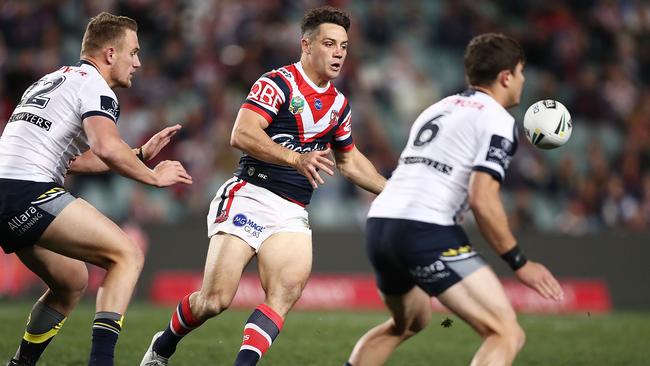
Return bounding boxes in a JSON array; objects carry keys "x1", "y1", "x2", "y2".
[
  {"x1": 345, "y1": 34, "x2": 564, "y2": 366},
  {"x1": 0, "y1": 13, "x2": 192, "y2": 366}
]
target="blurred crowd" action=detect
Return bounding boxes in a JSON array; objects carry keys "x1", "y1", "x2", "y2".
[{"x1": 1, "y1": 0, "x2": 650, "y2": 234}]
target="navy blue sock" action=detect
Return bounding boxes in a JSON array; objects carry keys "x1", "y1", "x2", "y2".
[{"x1": 88, "y1": 312, "x2": 123, "y2": 366}]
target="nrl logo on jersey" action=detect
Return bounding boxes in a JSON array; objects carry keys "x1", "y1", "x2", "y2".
[
  {"x1": 100, "y1": 95, "x2": 120, "y2": 121},
  {"x1": 288, "y1": 96, "x2": 305, "y2": 114}
]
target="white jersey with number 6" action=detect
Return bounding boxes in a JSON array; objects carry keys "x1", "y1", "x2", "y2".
[
  {"x1": 368, "y1": 89, "x2": 518, "y2": 225},
  {"x1": 0, "y1": 61, "x2": 119, "y2": 185}
]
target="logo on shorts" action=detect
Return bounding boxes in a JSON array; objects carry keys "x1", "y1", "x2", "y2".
[
  {"x1": 410, "y1": 261, "x2": 450, "y2": 283},
  {"x1": 7, "y1": 206, "x2": 43, "y2": 236},
  {"x1": 232, "y1": 213, "x2": 266, "y2": 238},
  {"x1": 440, "y1": 245, "x2": 477, "y2": 261},
  {"x1": 233, "y1": 214, "x2": 248, "y2": 227}
]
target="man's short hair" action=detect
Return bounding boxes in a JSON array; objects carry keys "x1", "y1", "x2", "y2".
[
  {"x1": 301, "y1": 6, "x2": 350, "y2": 38},
  {"x1": 80, "y1": 12, "x2": 138, "y2": 57},
  {"x1": 464, "y1": 33, "x2": 526, "y2": 87}
]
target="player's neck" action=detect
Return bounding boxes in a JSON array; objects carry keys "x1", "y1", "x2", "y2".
[
  {"x1": 80, "y1": 56, "x2": 116, "y2": 88},
  {"x1": 299, "y1": 58, "x2": 329, "y2": 88},
  {"x1": 470, "y1": 85, "x2": 510, "y2": 108}
]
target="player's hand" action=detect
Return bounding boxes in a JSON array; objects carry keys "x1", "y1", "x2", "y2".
[
  {"x1": 141, "y1": 124, "x2": 182, "y2": 161},
  {"x1": 515, "y1": 261, "x2": 564, "y2": 301},
  {"x1": 152, "y1": 160, "x2": 193, "y2": 187},
  {"x1": 293, "y1": 148, "x2": 335, "y2": 189}
]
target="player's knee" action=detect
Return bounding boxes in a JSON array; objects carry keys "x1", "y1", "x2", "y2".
[
  {"x1": 510, "y1": 323, "x2": 526, "y2": 352},
  {"x1": 393, "y1": 312, "x2": 430, "y2": 339},
  {"x1": 486, "y1": 319, "x2": 526, "y2": 353},
  {"x1": 266, "y1": 282, "x2": 303, "y2": 311},
  {"x1": 110, "y1": 241, "x2": 144, "y2": 275},
  {"x1": 54, "y1": 265, "x2": 88, "y2": 299},
  {"x1": 409, "y1": 311, "x2": 432, "y2": 334},
  {"x1": 196, "y1": 292, "x2": 233, "y2": 319}
]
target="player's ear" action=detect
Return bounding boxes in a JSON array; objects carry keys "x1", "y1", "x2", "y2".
[
  {"x1": 105, "y1": 47, "x2": 116, "y2": 65},
  {"x1": 499, "y1": 69, "x2": 512, "y2": 88},
  {"x1": 301, "y1": 38, "x2": 311, "y2": 55}
]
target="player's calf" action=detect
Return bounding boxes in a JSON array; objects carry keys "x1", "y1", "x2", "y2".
[{"x1": 7, "y1": 302, "x2": 67, "y2": 366}]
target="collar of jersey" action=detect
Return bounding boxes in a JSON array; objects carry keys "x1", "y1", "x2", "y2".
[
  {"x1": 76, "y1": 59, "x2": 99, "y2": 71},
  {"x1": 295, "y1": 62, "x2": 330, "y2": 93}
]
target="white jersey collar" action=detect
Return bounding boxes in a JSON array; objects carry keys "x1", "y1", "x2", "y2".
[{"x1": 295, "y1": 62, "x2": 330, "y2": 93}]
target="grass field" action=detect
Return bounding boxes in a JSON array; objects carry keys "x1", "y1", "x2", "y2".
[{"x1": 1, "y1": 301, "x2": 649, "y2": 366}]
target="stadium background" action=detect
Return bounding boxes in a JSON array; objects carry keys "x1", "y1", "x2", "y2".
[
  {"x1": 2, "y1": 1, "x2": 650, "y2": 364},
  {"x1": 1, "y1": 0, "x2": 650, "y2": 336}
]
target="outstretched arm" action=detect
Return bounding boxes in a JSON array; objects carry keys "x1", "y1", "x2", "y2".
[
  {"x1": 468, "y1": 171, "x2": 563, "y2": 301},
  {"x1": 333, "y1": 146, "x2": 386, "y2": 195},
  {"x1": 68, "y1": 124, "x2": 182, "y2": 174},
  {"x1": 230, "y1": 108, "x2": 335, "y2": 189},
  {"x1": 80, "y1": 115, "x2": 192, "y2": 187}
]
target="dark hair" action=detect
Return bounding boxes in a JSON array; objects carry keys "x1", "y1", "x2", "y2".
[
  {"x1": 464, "y1": 33, "x2": 526, "y2": 86},
  {"x1": 80, "y1": 12, "x2": 138, "y2": 56},
  {"x1": 301, "y1": 6, "x2": 350, "y2": 38}
]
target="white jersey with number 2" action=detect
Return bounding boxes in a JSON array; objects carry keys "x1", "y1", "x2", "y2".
[
  {"x1": 0, "y1": 61, "x2": 119, "y2": 185},
  {"x1": 368, "y1": 89, "x2": 518, "y2": 225}
]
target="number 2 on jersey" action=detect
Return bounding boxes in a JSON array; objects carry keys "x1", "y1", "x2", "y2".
[{"x1": 19, "y1": 76, "x2": 66, "y2": 109}]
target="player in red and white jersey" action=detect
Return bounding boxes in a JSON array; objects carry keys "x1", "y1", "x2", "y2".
[
  {"x1": 345, "y1": 34, "x2": 564, "y2": 366},
  {"x1": 0, "y1": 13, "x2": 192, "y2": 366},
  {"x1": 235, "y1": 60, "x2": 353, "y2": 206},
  {"x1": 141, "y1": 6, "x2": 386, "y2": 366}
]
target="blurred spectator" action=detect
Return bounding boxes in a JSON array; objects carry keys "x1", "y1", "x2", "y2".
[{"x1": 0, "y1": 0, "x2": 648, "y2": 233}]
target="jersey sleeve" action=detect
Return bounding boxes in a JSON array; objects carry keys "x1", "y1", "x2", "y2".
[
  {"x1": 331, "y1": 99, "x2": 354, "y2": 151},
  {"x1": 471, "y1": 112, "x2": 518, "y2": 182},
  {"x1": 78, "y1": 78, "x2": 120, "y2": 124},
  {"x1": 241, "y1": 71, "x2": 289, "y2": 123}
]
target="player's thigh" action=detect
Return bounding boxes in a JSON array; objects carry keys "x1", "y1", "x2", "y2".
[
  {"x1": 382, "y1": 285, "x2": 433, "y2": 333},
  {"x1": 437, "y1": 266, "x2": 518, "y2": 336},
  {"x1": 199, "y1": 232, "x2": 256, "y2": 299},
  {"x1": 15, "y1": 245, "x2": 88, "y2": 296},
  {"x1": 257, "y1": 232, "x2": 312, "y2": 294},
  {"x1": 37, "y1": 198, "x2": 141, "y2": 268}
]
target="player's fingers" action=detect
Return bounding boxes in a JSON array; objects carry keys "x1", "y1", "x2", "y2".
[
  {"x1": 535, "y1": 282, "x2": 552, "y2": 299},
  {"x1": 310, "y1": 166, "x2": 325, "y2": 185},
  {"x1": 317, "y1": 155, "x2": 335, "y2": 167},
  {"x1": 539, "y1": 278, "x2": 561, "y2": 301},
  {"x1": 316, "y1": 162, "x2": 334, "y2": 176},
  {"x1": 545, "y1": 277, "x2": 564, "y2": 301},
  {"x1": 306, "y1": 173, "x2": 318, "y2": 189},
  {"x1": 177, "y1": 175, "x2": 193, "y2": 184},
  {"x1": 177, "y1": 166, "x2": 192, "y2": 178},
  {"x1": 317, "y1": 147, "x2": 332, "y2": 156},
  {"x1": 165, "y1": 124, "x2": 182, "y2": 134}
]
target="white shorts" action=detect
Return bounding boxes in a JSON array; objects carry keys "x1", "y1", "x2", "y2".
[{"x1": 207, "y1": 177, "x2": 311, "y2": 251}]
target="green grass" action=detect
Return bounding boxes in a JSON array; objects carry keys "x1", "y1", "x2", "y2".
[{"x1": 1, "y1": 301, "x2": 649, "y2": 365}]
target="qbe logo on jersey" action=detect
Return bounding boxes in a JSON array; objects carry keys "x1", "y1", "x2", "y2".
[{"x1": 232, "y1": 213, "x2": 266, "y2": 238}]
